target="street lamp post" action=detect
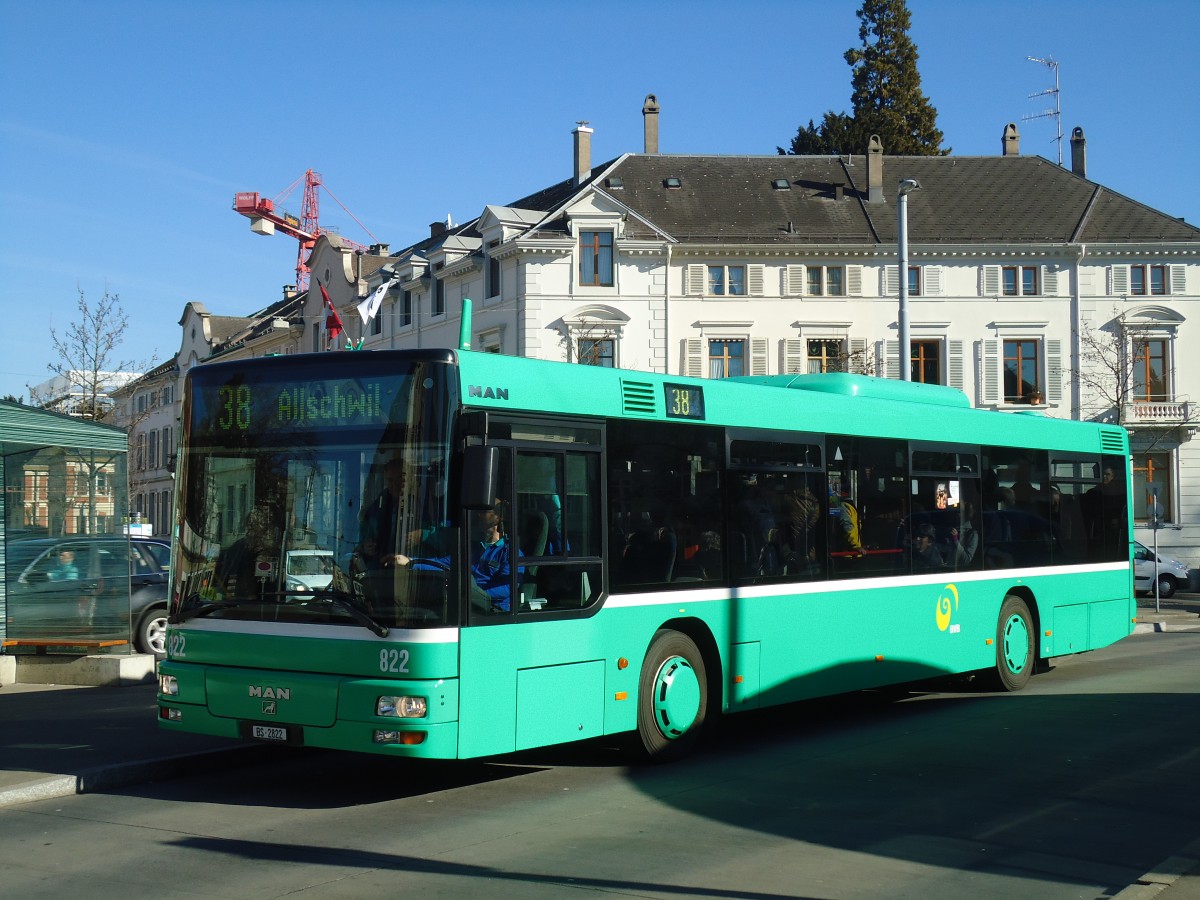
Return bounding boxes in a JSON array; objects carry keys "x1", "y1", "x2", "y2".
[{"x1": 897, "y1": 178, "x2": 921, "y2": 381}]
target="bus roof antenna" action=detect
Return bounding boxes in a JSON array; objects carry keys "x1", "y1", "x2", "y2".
[{"x1": 459, "y1": 298, "x2": 473, "y2": 351}]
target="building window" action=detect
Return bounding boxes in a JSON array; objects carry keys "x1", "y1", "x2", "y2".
[
  {"x1": 807, "y1": 266, "x2": 845, "y2": 297},
  {"x1": 1133, "y1": 452, "x2": 1172, "y2": 523},
  {"x1": 911, "y1": 340, "x2": 941, "y2": 384},
  {"x1": 579, "y1": 231, "x2": 614, "y2": 286},
  {"x1": 433, "y1": 278, "x2": 446, "y2": 317},
  {"x1": 1002, "y1": 266, "x2": 1038, "y2": 296},
  {"x1": 487, "y1": 241, "x2": 501, "y2": 298},
  {"x1": 709, "y1": 339, "x2": 745, "y2": 378},
  {"x1": 578, "y1": 338, "x2": 615, "y2": 367},
  {"x1": 1131, "y1": 265, "x2": 1168, "y2": 296},
  {"x1": 1003, "y1": 339, "x2": 1042, "y2": 403},
  {"x1": 907, "y1": 267, "x2": 921, "y2": 296},
  {"x1": 807, "y1": 338, "x2": 846, "y2": 373},
  {"x1": 1132, "y1": 337, "x2": 1169, "y2": 401},
  {"x1": 399, "y1": 290, "x2": 413, "y2": 327},
  {"x1": 707, "y1": 265, "x2": 746, "y2": 296}
]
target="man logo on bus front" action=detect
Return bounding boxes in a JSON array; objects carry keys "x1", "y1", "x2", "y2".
[{"x1": 262, "y1": 701, "x2": 277, "y2": 716}]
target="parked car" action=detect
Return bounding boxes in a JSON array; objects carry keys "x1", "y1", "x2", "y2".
[
  {"x1": 5, "y1": 535, "x2": 172, "y2": 655},
  {"x1": 1133, "y1": 541, "x2": 1191, "y2": 599}
]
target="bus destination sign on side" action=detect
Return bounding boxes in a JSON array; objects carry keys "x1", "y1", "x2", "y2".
[
  {"x1": 663, "y1": 383, "x2": 705, "y2": 421},
  {"x1": 208, "y1": 380, "x2": 393, "y2": 431}
]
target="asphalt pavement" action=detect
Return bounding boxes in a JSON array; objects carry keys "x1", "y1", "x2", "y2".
[{"x1": 1, "y1": 595, "x2": 1199, "y2": 897}]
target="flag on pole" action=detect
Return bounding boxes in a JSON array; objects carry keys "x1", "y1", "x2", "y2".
[
  {"x1": 319, "y1": 280, "x2": 344, "y2": 345},
  {"x1": 358, "y1": 277, "x2": 397, "y2": 324}
]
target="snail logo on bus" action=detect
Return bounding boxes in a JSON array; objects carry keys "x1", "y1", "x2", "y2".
[{"x1": 936, "y1": 583, "x2": 961, "y2": 633}]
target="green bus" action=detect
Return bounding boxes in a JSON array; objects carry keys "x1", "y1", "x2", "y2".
[{"x1": 159, "y1": 347, "x2": 1133, "y2": 760}]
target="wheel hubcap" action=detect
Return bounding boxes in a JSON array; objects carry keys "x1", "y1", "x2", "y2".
[
  {"x1": 1001, "y1": 614, "x2": 1030, "y2": 674},
  {"x1": 146, "y1": 617, "x2": 168, "y2": 655},
  {"x1": 652, "y1": 655, "x2": 701, "y2": 739}
]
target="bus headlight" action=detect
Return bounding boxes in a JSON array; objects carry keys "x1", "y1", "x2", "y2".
[
  {"x1": 160, "y1": 674, "x2": 179, "y2": 696},
  {"x1": 377, "y1": 695, "x2": 427, "y2": 718}
]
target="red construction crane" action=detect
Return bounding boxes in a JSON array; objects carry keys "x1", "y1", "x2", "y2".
[{"x1": 232, "y1": 169, "x2": 376, "y2": 291}]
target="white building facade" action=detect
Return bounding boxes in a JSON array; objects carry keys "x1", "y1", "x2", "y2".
[{"x1": 133, "y1": 111, "x2": 1200, "y2": 570}]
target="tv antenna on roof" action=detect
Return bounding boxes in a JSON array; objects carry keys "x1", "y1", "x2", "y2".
[{"x1": 1023, "y1": 55, "x2": 1062, "y2": 166}]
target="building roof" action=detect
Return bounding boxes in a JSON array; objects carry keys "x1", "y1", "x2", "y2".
[{"x1": 598, "y1": 153, "x2": 1199, "y2": 247}]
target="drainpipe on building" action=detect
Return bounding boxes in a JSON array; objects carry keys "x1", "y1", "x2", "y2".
[
  {"x1": 663, "y1": 242, "x2": 672, "y2": 375},
  {"x1": 1070, "y1": 242, "x2": 1087, "y2": 422}
]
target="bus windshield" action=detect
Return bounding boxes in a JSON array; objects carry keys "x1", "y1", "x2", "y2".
[{"x1": 170, "y1": 354, "x2": 460, "y2": 630}]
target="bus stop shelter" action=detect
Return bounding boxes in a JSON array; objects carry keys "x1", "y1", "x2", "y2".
[{"x1": 0, "y1": 400, "x2": 150, "y2": 684}]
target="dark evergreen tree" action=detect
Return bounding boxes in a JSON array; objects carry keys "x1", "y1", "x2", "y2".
[{"x1": 779, "y1": 0, "x2": 946, "y2": 156}]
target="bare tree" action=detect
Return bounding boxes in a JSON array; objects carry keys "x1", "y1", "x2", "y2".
[
  {"x1": 1072, "y1": 308, "x2": 1195, "y2": 453},
  {"x1": 33, "y1": 288, "x2": 155, "y2": 422}
]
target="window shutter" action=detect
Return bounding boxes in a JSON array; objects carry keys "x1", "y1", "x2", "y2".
[
  {"x1": 747, "y1": 264, "x2": 765, "y2": 296},
  {"x1": 684, "y1": 338, "x2": 703, "y2": 377},
  {"x1": 1042, "y1": 266, "x2": 1058, "y2": 296},
  {"x1": 849, "y1": 338, "x2": 868, "y2": 375},
  {"x1": 846, "y1": 265, "x2": 863, "y2": 296},
  {"x1": 785, "y1": 264, "x2": 806, "y2": 296},
  {"x1": 686, "y1": 264, "x2": 706, "y2": 296},
  {"x1": 884, "y1": 340, "x2": 899, "y2": 379},
  {"x1": 981, "y1": 340, "x2": 1000, "y2": 405},
  {"x1": 982, "y1": 266, "x2": 1001, "y2": 296},
  {"x1": 924, "y1": 266, "x2": 943, "y2": 296},
  {"x1": 948, "y1": 340, "x2": 964, "y2": 392},
  {"x1": 783, "y1": 339, "x2": 805, "y2": 374},
  {"x1": 750, "y1": 338, "x2": 769, "y2": 375},
  {"x1": 1108, "y1": 265, "x2": 1129, "y2": 295},
  {"x1": 1170, "y1": 264, "x2": 1187, "y2": 294},
  {"x1": 1046, "y1": 339, "x2": 1063, "y2": 401},
  {"x1": 884, "y1": 266, "x2": 900, "y2": 296}
]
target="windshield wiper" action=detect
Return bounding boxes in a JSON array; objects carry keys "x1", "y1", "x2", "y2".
[
  {"x1": 306, "y1": 588, "x2": 390, "y2": 638},
  {"x1": 170, "y1": 593, "x2": 275, "y2": 625}
]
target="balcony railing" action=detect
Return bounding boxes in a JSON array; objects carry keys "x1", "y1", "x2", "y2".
[{"x1": 1123, "y1": 400, "x2": 1191, "y2": 425}]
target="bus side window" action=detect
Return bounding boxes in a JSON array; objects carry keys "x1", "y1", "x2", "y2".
[{"x1": 607, "y1": 420, "x2": 725, "y2": 591}]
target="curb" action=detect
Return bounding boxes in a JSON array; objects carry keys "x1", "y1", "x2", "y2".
[
  {"x1": 0, "y1": 743, "x2": 279, "y2": 809},
  {"x1": 1112, "y1": 840, "x2": 1200, "y2": 899}
]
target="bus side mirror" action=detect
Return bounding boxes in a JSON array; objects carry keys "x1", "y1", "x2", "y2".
[{"x1": 462, "y1": 445, "x2": 498, "y2": 510}]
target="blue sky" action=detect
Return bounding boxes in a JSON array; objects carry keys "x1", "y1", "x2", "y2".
[{"x1": 1, "y1": 0, "x2": 1197, "y2": 401}]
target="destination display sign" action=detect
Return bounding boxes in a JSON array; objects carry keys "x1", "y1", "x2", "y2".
[
  {"x1": 195, "y1": 376, "x2": 401, "y2": 433},
  {"x1": 663, "y1": 383, "x2": 705, "y2": 421}
]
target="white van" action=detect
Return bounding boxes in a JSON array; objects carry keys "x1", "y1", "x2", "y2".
[
  {"x1": 285, "y1": 549, "x2": 334, "y2": 591},
  {"x1": 1133, "y1": 541, "x2": 1191, "y2": 598}
]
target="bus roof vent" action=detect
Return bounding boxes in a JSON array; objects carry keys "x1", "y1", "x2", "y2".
[
  {"x1": 1099, "y1": 428, "x2": 1127, "y2": 453},
  {"x1": 621, "y1": 379, "x2": 657, "y2": 417},
  {"x1": 751, "y1": 372, "x2": 972, "y2": 409}
]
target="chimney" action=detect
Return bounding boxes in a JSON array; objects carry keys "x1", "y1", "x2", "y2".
[
  {"x1": 867, "y1": 135, "x2": 884, "y2": 203},
  {"x1": 833, "y1": 180, "x2": 846, "y2": 202},
  {"x1": 369, "y1": 243, "x2": 390, "y2": 255},
  {"x1": 574, "y1": 121, "x2": 593, "y2": 186},
  {"x1": 1070, "y1": 126, "x2": 1087, "y2": 177},
  {"x1": 430, "y1": 221, "x2": 446, "y2": 239},
  {"x1": 282, "y1": 284, "x2": 296, "y2": 300},
  {"x1": 1002, "y1": 122, "x2": 1020, "y2": 156},
  {"x1": 642, "y1": 93, "x2": 660, "y2": 154}
]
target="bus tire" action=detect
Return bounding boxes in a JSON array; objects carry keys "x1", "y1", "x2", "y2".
[
  {"x1": 991, "y1": 595, "x2": 1034, "y2": 692},
  {"x1": 636, "y1": 629, "x2": 708, "y2": 762}
]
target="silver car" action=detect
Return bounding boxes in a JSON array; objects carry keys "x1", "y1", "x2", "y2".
[
  {"x1": 1134, "y1": 541, "x2": 1191, "y2": 599},
  {"x1": 5, "y1": 536, "x2": 172, "y2": 655}
]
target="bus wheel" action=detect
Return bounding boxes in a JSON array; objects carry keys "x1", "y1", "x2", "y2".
[
  {"x1": 636, "y1": 630, "x2": 708, "y2": 761},
  {"x1": 992, "y1": 595, "x2": 1034, "y2": 692}
]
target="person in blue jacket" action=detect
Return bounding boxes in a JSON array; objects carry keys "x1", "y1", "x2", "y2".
[{"x1": 391, "y1": 499, "x2": 521, "y2": 612}]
